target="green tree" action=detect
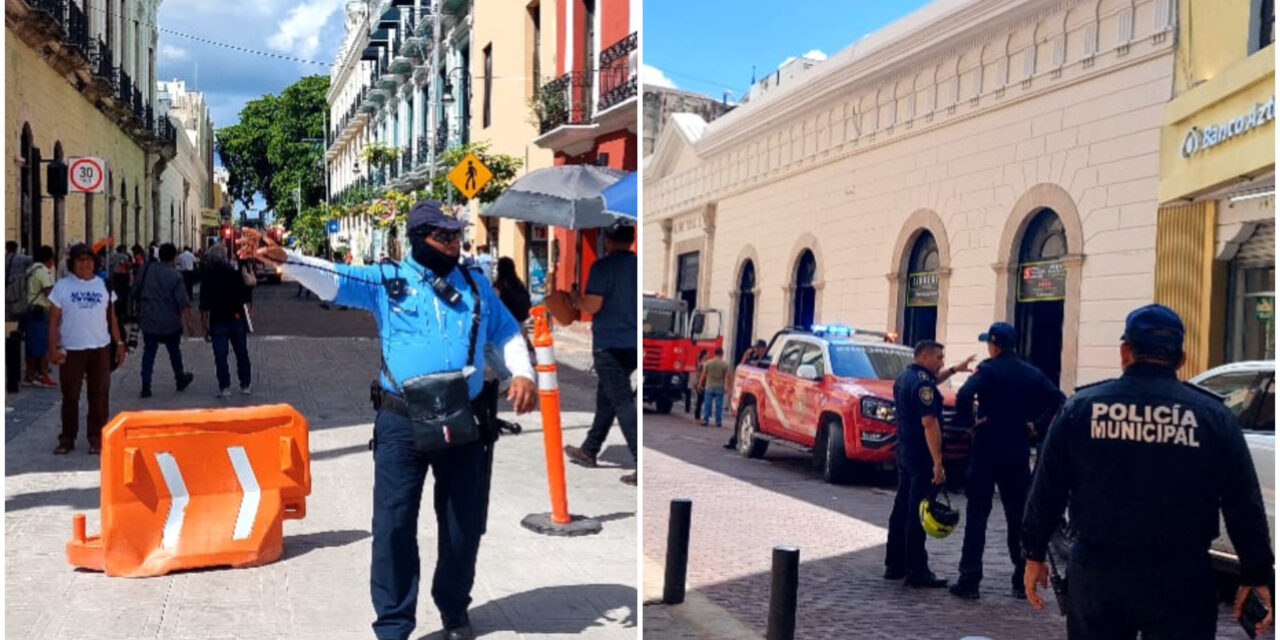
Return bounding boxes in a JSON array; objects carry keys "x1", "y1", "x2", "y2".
[{"x1": 216, "y1": 75, "x2": 329, "y2": 228}]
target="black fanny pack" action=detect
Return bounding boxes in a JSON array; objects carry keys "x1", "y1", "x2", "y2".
[{"x1": 379, "y1": 267, "x2": 486, "y2": 454}]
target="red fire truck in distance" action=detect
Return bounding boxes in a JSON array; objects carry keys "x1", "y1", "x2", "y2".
[
  {"x1": 729, "y1": 323, "x2": 970, "y2": 484},
  {"x1": 642, "y1": 293, "x2": 722, "y2": 414}
]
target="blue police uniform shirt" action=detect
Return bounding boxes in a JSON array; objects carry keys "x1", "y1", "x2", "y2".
[
  {"x1": 1023, "y1": 362, "x2": 1274, "y2": 587},
  {"x1": 893, "y1": 363, "x2": 943, "y2": 471},
  {"x1": 328, "y1": 256, "x2": 521, "y2": 399},
  {"x1": 954, "y1": 352, "x2": 1065, "y2": 461}
]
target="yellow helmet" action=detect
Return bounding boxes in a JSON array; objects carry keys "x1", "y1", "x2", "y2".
[{"x1": 919, "y1": 489, "x2": 960, "y2": 539}]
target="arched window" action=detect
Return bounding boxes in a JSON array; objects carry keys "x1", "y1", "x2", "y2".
[
  {"x1": 793, "y1": 249, "x2": 817, "y2": 328},
  {"x1": 734, "y1": 259, "x2": 757, "y2": 363},
  {"x1": 1015, "y1": 208, "x2": 1068, "y2": 385},
  {"x1": 903, "y1": 231, "x2": 940, "y2": 345}
]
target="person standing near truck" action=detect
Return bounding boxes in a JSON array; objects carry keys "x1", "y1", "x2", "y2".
[{"x1": 698, "y1": 347, "x2": 729, "y2": 427}]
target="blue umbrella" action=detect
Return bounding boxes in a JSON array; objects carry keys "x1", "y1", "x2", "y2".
[{"x1": 600, "y1": 171, "x2": 636, "y2": 219}]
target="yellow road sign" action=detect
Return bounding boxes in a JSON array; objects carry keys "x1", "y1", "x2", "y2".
[{"x1": 447, "y1": 152, "x2": 493, "y2": 200}]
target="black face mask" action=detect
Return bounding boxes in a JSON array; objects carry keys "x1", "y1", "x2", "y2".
[{"x1": 410, "y1": 234, "x2": 457, "y2": 276}]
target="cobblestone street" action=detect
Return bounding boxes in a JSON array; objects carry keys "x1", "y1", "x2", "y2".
[{"x1": 641, "y1": 410, "x2": 1247, "y2": 640}]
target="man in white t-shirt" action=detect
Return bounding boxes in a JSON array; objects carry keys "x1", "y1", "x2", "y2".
[
  {"x1": 48, "y1": 243, "x2": 126, "y2": 455},
  {"x1": 177, "y1": 245, "x2": 197, "y2": 299}
]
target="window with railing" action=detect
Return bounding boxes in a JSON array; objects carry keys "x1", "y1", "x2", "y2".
[{"x1": 534, "y1": 72, "x2": 593, "y2": 134}]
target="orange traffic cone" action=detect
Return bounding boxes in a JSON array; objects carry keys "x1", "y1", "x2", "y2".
[{"x1": 520, "y1": 306, "x2": 602, "y2": 537}]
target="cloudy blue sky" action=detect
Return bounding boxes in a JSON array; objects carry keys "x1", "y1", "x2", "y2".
[
  {"x1": 642, "y1": 0, "x2": 932, "y2": 100},
  {"x1": 155, "y1": 0, "x2": 348, "y2": 138}
]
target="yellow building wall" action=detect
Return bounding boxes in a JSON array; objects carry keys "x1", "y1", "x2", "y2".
[
  {"x1": 1158, "y1": 44, "x2": 1275, "y2": 202},
  {"x1": 6, "y1": 29, "x2": 149, "y2": 250},
  {"x1": 468, "y1": 0, "x2": 557, "y2": 277},
  {"x1": 1174, "y1": 0, "x2": 1256, "y2": 93},
  {"x1": 1154, "y1": 201, "x2": 1220, "y2": 379}
]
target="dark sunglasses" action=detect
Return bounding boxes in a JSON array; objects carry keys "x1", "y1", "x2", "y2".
[{"x1": 426, "y1": 228, "x2": 463, "y2": 244}]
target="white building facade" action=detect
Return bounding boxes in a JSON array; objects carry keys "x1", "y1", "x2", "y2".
[
  {"x1": 156, "y1": 78, "x2": 213, "y2": 250},
  {"x1": 644, "y1": 0, "x2": 1180, "y2": 392}
]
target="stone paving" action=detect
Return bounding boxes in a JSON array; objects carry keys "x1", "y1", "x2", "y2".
[
  {"x1": 641, "y1": 410, "x2": 1250, "y2": 640},
  {"x1": 5, "y1": 281, "x2": 637, "y2": 640}
]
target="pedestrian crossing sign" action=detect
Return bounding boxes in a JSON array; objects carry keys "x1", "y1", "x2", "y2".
[{"x1": 447, "y1": 152, "x2": 493, "y2": 200}]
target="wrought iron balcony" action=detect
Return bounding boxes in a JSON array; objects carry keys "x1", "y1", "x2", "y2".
[
  {"x1": 401, "y1": 145, "x2": 414, "y2": 173},
  {"x1": 536, "y1": 72, "x2": 593, "y2": 134},
  {"x1": 61, "y1": 0, "x2": 89, "y2": 57},
  {"x1": 91, "y1": 38, "x2": 115, "y2": 87},
  {"x1": 25, "y1": 0, "x2": 65, "y2": 20},
  {"x1": 435, "y1": 120, "x2": 449, "y2": 155},
  {"x1": 155, "y1": 116, "x2": 177, "y2": 149},
  {"x1": 598, "y1": 32, "x2": 637, "y2": 111},
  {"x1": 118, "y1": 68, "x2": 133, "y2": 105},
  {"x1": 132, "y1": 87, "x2": 144, "y2": 121},
  {"x1": 144, "y1": 104, "x2": 154, "y2": 131},
  {"x1": 416, "y1": 135, "x2": 430, "y2": 168}
]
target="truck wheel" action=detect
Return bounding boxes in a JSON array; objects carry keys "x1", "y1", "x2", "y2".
[
  {"x1": 655, "y1": 398, "x2": 674, "y2": 414},
  {"x1": 821, "y1": 419, "x2": 857, "y2": 484},
  {"x1": 735, "y1": 404, "x2": 768, "y2": 459}
]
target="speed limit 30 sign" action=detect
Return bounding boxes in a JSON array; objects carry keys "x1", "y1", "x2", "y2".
[{"x1": 68, "y1": 157, "x2": 107, "y2": 193}]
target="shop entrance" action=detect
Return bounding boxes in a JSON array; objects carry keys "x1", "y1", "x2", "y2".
[
  {"x1": 903, "y1": 232, "x2": 939, "y2": 346},
  {"x1": 1014, "y1": 209, "x2": 1067, "y2": 386},
  {"x1": 734, "y1": 260, "x2": 756, "y2": 363},
  {"x1": 792, "y1": 249, "x2": 816, "y2": 328}
]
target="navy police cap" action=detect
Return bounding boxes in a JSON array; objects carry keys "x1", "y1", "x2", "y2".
[
  {"x1": 407, "y1": 200, "x2": 470, "y2": 232},
  {"x1": 978, "y1": 322, "x2": 1016, "y2": 348},
  {"x1": 1121, "y1": 303, "x2": 1184, "y2": 349}
]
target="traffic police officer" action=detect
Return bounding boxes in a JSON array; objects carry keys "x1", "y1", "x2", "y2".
[
  {"x1": 238, "y1": 201, "x2": 536, "y2": 640},
  {"x1": 1023, "y1": 304, "x2": 1274, "y2": 638},
  {"x1": 949, "y1": 322, "x2": 1064, "y2": 600},
  {"x1": 884, "y1": 340, "x2": 973, "y2": 587}
]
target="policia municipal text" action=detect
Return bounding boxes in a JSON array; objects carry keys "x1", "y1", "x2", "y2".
[
  {"x1": 1023, "y1": 304, "x2": 1274, "y2": 639},
  {"x1": 238, "y1": 201, "x2": 537, "y2": 640}
]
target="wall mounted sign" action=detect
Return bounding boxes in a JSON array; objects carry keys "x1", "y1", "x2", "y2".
[
  {"x1": 1018, "y1": 260, "x2": 1067, "y2": 302},
  {"x1": 1181, "y1": 96, "x2": 1275, "y2": 157},
  {"x1": 906, "y1": 271, "x2": 939, "y2": 307}
]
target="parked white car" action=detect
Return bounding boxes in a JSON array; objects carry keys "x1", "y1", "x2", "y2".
[{"x1": 1189, "y1": 361, "x2": 1275, "y2": 574}]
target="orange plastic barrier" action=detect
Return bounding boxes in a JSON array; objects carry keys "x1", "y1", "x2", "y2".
[
  {"x1": 67, "y1": 404, "x2": 311, "y2": 577},
  {"x1": 531, "y1": 305, "x2": 571, "y2": 524}
]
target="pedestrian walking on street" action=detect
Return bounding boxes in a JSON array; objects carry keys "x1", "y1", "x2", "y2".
[
  {"x1": 199, "y1": 245, "x2": 252, "y2": 398},
  {"x1": 1022, "y1": 304, "x2": 1274, "y2": 638},
  {"x1": 475, "y1": 244, "x2": 495, "y2": 283},
  {"x1": 237, "y1": 200, "x2": 536, "y2": 640},
  {"x1": 562, "y1": 222, "x2": 639, "y2": 486},
  {"x1": 725, "y1": 339, "x2": 769, "y2": 449},
  {"x1": 884, "y1": 340, "x2": 973, "y2": 588},
  {"x1": 948, "y1": 322, "x2": 1065, "y2": 601},
  {"x1": 692, "y1": 351, "x2": 707, "y2": 424},
  {"x1": 480, "y1": 256, "x2": 533, "y2": 436},
  {"x1": 177, "y1": 245, "x2": 198, "y2": 299},
  {"x1": 47, "y1": 243, "x2": 126, "y2": 455},
  {"x1": 132, "y1": 243, "x2": 195, "y2": 399},
  {"x1": 698, "y1": 348, "x2": 729, "y2": 427},
  {"x1": 21, "y1": 245, "x2": 57, "y2": 388}
]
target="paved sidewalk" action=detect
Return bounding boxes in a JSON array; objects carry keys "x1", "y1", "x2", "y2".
[{"x1": 5, "y1": 333, "x2": 637, "y2": 640}]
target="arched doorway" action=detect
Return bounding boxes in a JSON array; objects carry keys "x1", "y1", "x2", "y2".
[
  {"x1": 1014, "y1": 209, "x2": 1068, "y2": 385},
  {"x1": 734, "y1": 259, "x2": 756, "y2": 363},
  {"x1": 903, "y1": 231, "x2": 940, "y2": 346},
  {"x1": 793, "y1": 249, "x2": 816, "y2": 328}
]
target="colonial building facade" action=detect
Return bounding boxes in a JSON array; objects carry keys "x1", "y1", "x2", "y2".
[
  {"x1": 644, "y1": 0, "x2": 1180, "y2": 391},
  {"x1": 6, "y1": 0, "x2": 176, "y2": 259},
  {"x1": 156, "y1": 78, "x2": 213, "y2": 250}
]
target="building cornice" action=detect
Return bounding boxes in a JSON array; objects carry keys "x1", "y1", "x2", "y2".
[{"x1": 698, "y1": 0, "x2": 1077, "y2": 155}]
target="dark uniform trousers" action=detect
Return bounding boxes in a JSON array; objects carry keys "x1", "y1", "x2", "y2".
[
  {"x1": 957, "y1": 453, "x2": 1030, "y2": 588},
  {"x1": 885, "y1": 461, "x2": 934, "y2": 579},
  {"x1": 1067, "y1": 541, "x2": 1217, "y2": 640},
  {"x1": 371, "y1": 409, "x2": 489, "y2": 640}
]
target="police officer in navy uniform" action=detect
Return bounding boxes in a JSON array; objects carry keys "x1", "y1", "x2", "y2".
[
  {"x1": 1023, "y1": 304, "x2": 1274, "y2": 638},
  {"x1": 884, "y1": 339, "x2": 974, "y2": 587},
  {"x1": 238, "y1": 201, "x2": 537, "y2": 640},
  {"x1": 949, "y1": 322, "x2": 1065, "y2": 600}
]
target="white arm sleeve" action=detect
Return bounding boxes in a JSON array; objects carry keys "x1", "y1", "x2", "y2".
[
  {"x1": 502, "y1": 333, "x2": 535, "y2": 381},
  {"x1": 280, "y1": 251, "x2": 340, "y2": 301}
]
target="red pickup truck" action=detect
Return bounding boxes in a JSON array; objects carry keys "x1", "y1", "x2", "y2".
[{"x1": 729, "y1": 326, "x2": 971, "y2": 484}]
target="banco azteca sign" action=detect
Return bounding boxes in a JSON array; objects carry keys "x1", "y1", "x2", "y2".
[{"x1": 1181, "y1": 96, "x2": 1275, "y2": 157}]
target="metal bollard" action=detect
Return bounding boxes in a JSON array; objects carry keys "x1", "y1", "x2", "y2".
[
  {"x1": 663, "y1": 498, "x2": 692, "y2": 604},
  {"x1": 766, "y1": 545, "x2": 800, "y2": 640}
]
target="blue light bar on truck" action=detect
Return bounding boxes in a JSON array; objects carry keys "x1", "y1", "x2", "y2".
[{"x1": 811, "y1": 323, "x2": 853, "y2": 337}]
